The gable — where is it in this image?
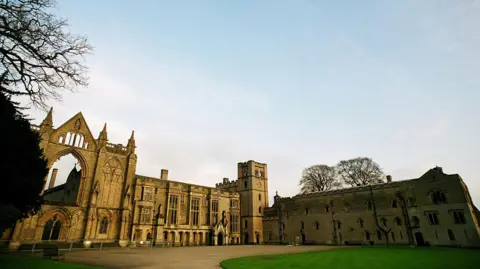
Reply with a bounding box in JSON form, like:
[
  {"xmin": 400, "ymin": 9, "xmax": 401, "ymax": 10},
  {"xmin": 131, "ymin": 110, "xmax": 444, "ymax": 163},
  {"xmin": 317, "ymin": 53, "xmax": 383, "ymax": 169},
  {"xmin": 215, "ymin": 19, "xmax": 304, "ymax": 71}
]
[{"xmin": 51, "ymin": 112, "xmax": 98, "ymax": 150}]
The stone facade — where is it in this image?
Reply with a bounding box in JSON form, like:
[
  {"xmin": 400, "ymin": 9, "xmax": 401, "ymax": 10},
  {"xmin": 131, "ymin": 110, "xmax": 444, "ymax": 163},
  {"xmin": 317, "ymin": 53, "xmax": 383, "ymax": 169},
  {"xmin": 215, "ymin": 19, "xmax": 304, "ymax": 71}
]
[
  {"xmin": 263, "ymin": 167, "xmax": 480, "ymax": 248},
  {"xmin": 7, "ymin": 110, "xmax": 480, "ymax": 249},
  {"xmin": 8, "ymin": 111, "xmax": 268, "ymax": 249}
]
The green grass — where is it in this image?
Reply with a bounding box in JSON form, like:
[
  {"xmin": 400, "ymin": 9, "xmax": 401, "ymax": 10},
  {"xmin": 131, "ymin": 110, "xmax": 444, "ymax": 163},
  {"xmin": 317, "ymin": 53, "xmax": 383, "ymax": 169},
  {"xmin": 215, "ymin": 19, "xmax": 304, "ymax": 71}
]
[
  {"xmin": 0, "ymin": 253, "xmax": 102, "ymax": 269},
  {"xmin": 220, "ymin": 247, "xmax": 480, "ymax": 269}
]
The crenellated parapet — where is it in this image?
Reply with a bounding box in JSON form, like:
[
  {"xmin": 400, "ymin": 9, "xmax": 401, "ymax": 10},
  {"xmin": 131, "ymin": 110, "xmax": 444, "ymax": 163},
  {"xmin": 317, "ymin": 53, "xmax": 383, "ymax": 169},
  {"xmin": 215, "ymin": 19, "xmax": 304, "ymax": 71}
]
[{"xmin": 215, "ymin": 177, "xmax": 239, "ymax": 189}]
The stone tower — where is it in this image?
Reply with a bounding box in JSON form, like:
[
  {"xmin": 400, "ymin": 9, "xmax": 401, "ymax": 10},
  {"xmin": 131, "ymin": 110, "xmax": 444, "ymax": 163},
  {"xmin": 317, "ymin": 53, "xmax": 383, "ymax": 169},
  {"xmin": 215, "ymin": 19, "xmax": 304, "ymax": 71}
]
[{"xmin": 238, "ymin": 160, "xmax": 269, "ymax": 244}]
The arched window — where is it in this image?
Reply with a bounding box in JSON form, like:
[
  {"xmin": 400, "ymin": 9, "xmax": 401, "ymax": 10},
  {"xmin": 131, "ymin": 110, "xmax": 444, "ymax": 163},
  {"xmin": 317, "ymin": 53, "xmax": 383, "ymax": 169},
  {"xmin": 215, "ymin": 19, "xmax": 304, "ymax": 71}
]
[
  {"xmin": 394, "ymin": 217, "xmax": 402, "ymax": 226},
  {"xmin": 367, "ymin": 201, "xmax": 372, "ymax": 210},
  {"xmin": 392, "ymin": 200, "xmax": 398, "ymax": 208},
  {"xmin": 365, "ymin": 231, "xmax": 371, "ymax": 240},
  {"xmin": 41, "ymin": 218, "xmax": 61, "ymax": 241},
  {"xmin": 325, "ymin": 205, "xmax": 330, "ymax": 213},
  {"xmin": 305, "ymin": 208, "xmax": 309, "ymax": 215},
  {"xmin": 358, "ymin": 218, "xmax": 364, "ymax": 228},
  {"xmin": 146, "ymin": 232, "xmax": 152, "ymax": 241},
  {"xmin": 99, "ymin": 217, "xmax": 108, "ymax": 234},
  {"xmin": 447, "ymin": 229, "xmax": 455, "ymax": 241},
  {"xmin": 380, "ymin": 217, "xmax": 387, "ymax": 227},
  {"xmin": 412, "ymin": 216, "xmax": 420, "ymax": 227},
  {"xmin": 337, "ymin": 221, "xmax": 342, "ymax": 229},
  {"xmin": 377, "ymin": 230, "xmax": 382, "ymax": 240},
  {"xmin": 300, "ymin": 221, "xmax": 304, "ymax": 230},
  {"xmin": 258, "ymin": 194, "xmax": 261, "ymax": 201},
  {"xmin": 258, "ymin": 206, "xmax": 262, "ymax": 214},
  {"xmin": 315, "ymin": 221, "xmax": 320, "ymax": 230}
]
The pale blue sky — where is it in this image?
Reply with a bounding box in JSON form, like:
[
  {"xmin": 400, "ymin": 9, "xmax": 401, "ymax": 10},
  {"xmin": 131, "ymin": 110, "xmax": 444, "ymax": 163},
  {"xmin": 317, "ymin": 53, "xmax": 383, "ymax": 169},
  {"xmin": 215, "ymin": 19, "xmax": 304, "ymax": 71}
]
[{"xmin": 26, "ymin": 1, "xmax": 480, "ymax": 205}]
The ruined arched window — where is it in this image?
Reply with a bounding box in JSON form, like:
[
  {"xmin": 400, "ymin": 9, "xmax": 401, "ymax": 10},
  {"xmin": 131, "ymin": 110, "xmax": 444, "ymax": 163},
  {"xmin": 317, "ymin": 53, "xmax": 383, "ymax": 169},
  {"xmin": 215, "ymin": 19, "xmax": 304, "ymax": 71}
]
[
  {"xmin": 412, "ymin": 216, "xmax": 420, "ymax": 227},
  {"xmin": 377, "ymin": 230, "xmax": 382, "ymax": 240},
  {"xmin": 366, "ymin": 201, "xmax": 372, "ymax": 210},
  {"xmin": 365, "ymin": 231, "xmax": 371, "ymax": 240},
  {"xmin": 447, "ymin": 229, "xmax": 455, "ymax": 241},
  {"xmin": 380, "ymin": 217, "xmax": 387, "ymax": 227},
  {"xmin": 42, "ymin": 218, "xmax": 61, "ymax": 241},
  {"xmin": 358, "ymin": 218, "xmax": 364, "ymax": 228},
  {"xmin": 99, "ymin": 217, "xmax": 108, "ymax": 234}
]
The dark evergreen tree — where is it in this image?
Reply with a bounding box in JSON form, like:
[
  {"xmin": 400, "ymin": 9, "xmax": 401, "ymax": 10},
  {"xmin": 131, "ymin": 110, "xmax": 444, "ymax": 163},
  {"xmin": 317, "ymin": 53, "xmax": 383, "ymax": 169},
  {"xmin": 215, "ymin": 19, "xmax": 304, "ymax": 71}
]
[{"xmin": 0, "ymin": 91, "xmax": 48, "ymax": 232}]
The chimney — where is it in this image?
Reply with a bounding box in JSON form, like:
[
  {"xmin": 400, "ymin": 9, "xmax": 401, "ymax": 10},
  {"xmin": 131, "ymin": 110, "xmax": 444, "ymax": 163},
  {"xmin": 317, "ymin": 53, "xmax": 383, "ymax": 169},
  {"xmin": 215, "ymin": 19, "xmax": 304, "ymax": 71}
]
[
  {"xmin": 223, "ymin": 177, "xmax": 229, "ymax": 184},
  {"xmin": 386, "ymin": 175, "xmax": 392, "ymax": 183},
  {"xmin": 49, "ymin": 168, "xmax": 59, "ymax": 189},
  {"xmin": 160, "ymin": 169, "xmax": 168, "ymax": 180}
]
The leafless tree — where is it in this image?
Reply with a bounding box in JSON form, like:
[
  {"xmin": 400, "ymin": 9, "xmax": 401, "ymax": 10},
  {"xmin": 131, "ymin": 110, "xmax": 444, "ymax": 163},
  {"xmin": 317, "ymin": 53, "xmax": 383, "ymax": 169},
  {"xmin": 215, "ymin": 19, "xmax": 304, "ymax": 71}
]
[
  {"xmin": 299, "ymin": 165, "xmax": 341, "ymax": 194},
  {"xmin": 336, "ymin": 157, "xmax": 385, "ymax": 187},
  {"xmin": 0, "ymin": 0, "xmax": 92, "ymax": 109}
]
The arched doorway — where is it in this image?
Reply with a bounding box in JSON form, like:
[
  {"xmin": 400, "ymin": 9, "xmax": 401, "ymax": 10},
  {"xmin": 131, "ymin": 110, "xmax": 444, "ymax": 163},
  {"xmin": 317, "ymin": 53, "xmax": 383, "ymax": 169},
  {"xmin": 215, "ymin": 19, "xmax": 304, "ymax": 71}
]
[
  {"xmin": 51, "ymin": 220, "xmax": 61, "ymax": 240},
  {"xmin": 256, "ymin": 232, "xmax": 260, "ymax": 244},
  {"xmin": 42, "ymin": 219, "xmax": 62, "ymax": 241},
  {"xmin": 42, "ymin": 220, "xmax": 54, "ymax": 240},
  {"xmin": 217, "ymin": 232, "xmax": 224, "ymax": 246},
  {"xmin": 244, "ymin": 232, "xmax": 249, "ymax": 244},
  {"xmin": 415, "ymin": 232, "xmax": 425, "ymax": 246}
]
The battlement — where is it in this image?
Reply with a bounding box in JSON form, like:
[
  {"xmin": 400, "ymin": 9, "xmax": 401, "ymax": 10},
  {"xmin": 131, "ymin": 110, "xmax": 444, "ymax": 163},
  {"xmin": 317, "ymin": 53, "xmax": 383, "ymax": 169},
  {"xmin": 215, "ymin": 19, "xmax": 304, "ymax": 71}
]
[{"xmin": 215, "ymin": 177, "xmax": 239, "ymax": 189}]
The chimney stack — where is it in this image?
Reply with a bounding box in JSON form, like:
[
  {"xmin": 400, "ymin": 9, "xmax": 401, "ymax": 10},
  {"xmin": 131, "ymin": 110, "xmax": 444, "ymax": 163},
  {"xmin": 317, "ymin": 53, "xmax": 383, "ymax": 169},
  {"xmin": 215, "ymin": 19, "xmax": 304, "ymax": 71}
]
[
  {"xmin": 49, "ymin": 168, "xmax": 59, "ymax": 189},
  {"xmin": 160, "ymin": 169, "xmax": 169, "ymax": 180},
  {"xmin": 386, "ymin": 175, "xmax": 392, "ymax": 183}
]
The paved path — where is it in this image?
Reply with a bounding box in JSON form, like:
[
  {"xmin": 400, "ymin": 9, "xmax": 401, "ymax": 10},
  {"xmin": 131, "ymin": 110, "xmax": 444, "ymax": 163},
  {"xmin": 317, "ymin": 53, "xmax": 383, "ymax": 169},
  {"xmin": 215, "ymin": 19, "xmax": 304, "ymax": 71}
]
[{"xmin": 66, "ymin": 245, "xmax": 341, "ymax": 269}]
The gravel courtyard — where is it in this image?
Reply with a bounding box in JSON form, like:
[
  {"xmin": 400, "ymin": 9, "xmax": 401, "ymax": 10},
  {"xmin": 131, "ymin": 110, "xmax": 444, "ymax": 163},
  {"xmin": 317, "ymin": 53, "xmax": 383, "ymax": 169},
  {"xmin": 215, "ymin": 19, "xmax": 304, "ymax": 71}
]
[{"xmin": 65, "ymin": 245, "xmax": 341, "ymax": 269}]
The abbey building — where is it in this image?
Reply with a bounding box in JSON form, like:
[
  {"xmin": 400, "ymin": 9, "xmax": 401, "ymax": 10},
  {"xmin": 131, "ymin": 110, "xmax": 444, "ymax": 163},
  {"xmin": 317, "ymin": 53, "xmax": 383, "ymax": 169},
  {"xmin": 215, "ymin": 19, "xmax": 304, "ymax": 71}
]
[{"xmin": 7, "ymin": 111, "xmax": 480, "ymax": 249}]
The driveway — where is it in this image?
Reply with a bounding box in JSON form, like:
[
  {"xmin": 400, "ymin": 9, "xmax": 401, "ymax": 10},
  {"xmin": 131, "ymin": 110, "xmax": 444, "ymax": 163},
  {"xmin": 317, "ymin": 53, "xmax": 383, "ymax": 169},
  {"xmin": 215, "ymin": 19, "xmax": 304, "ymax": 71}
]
[{"xmin": 66, "ymin": 245, "xmax": 341, "ymax": 269}]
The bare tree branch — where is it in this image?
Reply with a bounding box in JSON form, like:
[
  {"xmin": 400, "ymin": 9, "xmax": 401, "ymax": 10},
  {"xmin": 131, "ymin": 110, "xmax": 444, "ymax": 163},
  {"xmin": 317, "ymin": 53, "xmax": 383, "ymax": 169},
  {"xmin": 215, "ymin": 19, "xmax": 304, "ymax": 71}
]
[
  {"xmin": 336, "ymin": 157, "xmax": 385, "ymax": 187},
  {"xmin": 299, "ymin": 164, "xmax": 341, "ymax": 194},
  {"xmin": 0, "ymin": 0, "xmax": 93, "ymax": 109}
]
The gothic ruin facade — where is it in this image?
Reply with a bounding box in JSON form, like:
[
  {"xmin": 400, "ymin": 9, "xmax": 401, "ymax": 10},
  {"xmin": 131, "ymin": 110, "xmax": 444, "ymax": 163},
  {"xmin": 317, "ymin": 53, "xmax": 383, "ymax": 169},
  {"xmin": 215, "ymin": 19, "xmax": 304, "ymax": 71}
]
[
  {"xmin": 7, "ymin": 110, "xmax": 480, "ymax": 249},
  {"xmin": 8, "ymin": 111, "xmax": 268, "ymax": 249}
]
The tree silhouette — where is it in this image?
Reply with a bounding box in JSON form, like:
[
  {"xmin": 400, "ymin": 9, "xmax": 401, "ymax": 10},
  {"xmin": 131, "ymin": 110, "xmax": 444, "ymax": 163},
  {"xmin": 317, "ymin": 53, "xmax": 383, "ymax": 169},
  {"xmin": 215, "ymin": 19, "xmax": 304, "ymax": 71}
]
[
  {"xmin": 299, "ymin": 165, "xmax": 341, "ymax": 194},
  {"xmin": 0, "ymin": 91, "xmax": 48, "ymax": 232},
  {"xmin": 336, "ymin": 157, "xmax": 385, "ymax": 186},
  {"xmin": 0, "ymin": 0, "xmax": 92, "ymax": 109}
]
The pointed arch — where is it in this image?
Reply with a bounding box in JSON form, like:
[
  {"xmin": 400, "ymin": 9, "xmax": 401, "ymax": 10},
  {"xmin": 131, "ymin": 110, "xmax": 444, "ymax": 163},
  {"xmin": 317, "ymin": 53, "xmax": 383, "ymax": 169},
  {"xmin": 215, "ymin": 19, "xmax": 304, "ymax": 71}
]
[
  {"xmin": 38, "ymin": 207, "xmax": 72, "ymax": 227},
  {"xmin": 47, "ymin": 148, "xmax": 89, "ymax": 179}
]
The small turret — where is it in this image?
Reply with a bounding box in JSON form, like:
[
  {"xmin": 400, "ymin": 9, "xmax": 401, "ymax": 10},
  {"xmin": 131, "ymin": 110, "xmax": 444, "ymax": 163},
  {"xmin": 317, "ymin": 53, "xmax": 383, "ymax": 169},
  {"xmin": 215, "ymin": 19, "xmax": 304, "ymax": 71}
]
[
  {"xmin": 127, "ymin": 130, "xmax": 135, "ymax": 154},
  {"xmin": 97, "ymin": 123, "xmax": 108, "ymax": 148},
  {"xmin": 39, "ymin": 107, "xmax": 53, "ymax": 134}
]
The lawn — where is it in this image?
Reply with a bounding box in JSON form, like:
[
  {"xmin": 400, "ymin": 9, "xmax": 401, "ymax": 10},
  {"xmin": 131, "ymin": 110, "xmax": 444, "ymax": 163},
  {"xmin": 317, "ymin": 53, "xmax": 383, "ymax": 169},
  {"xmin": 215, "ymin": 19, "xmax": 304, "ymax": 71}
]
[
  {"xmin": 220, "ymin": 247, "xmax": 480, "ymax": 269},
  {"xmin": 0, "ymin": 253, "xmax": 102, "ymax": 269}
]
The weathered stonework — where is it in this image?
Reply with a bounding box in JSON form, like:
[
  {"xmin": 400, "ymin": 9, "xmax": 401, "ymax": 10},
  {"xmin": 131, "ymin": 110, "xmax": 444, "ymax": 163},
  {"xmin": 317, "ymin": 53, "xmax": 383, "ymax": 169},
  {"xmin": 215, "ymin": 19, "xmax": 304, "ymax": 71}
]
[
  {"xmin": 8, "ymin": 110, "xmax": 480, "ymax": 249},
  {"xmin": 262, "ymin": 168, "xmax": 480, "ymax": 248},
  {"xmin": 8, "ymin": 111, "xmax": 268, "ymax": 249}
]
